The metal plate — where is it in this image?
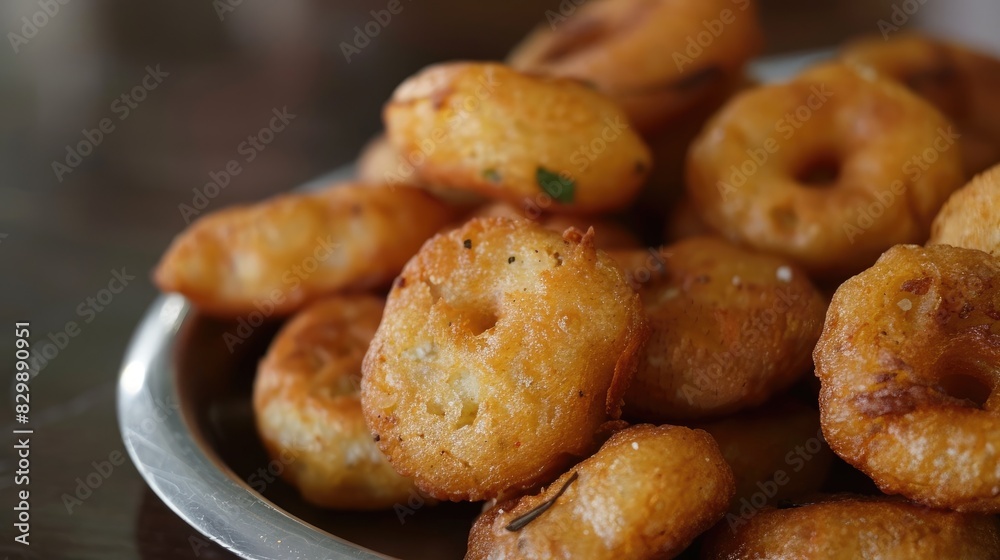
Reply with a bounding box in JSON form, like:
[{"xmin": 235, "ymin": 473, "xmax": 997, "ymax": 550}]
[{"xmin": 118, "ymin": 50, "xmax": 833, "ymax": 560}]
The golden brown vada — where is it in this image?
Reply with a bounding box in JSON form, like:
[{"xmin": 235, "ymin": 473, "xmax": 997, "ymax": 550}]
[
  {"xmin": 687, "ymin": 63, "xmax": 965, "ymax": 279},
  {"xmin": 930, "ymin": 162, "xmax": 1000, "ymax": 257},
  {"xmin": 508, "ymin": 0, "xmax": 762, "ymax": 135},
  {"xmin": 253, "ymin": 295, "xmax": 419, "ymax": 509},
  {"xmin": 841, "ymin": 33, "xmax": 1000, "ymax": 176},
  {"xmin": 361, "ymin": 217, "xmax": 648, "ymax": 501},
  {"xmin": 698, "ymin": 401, "xmax": 832, "ymax": 518},
  {"xmin": 383, "ymin": 63, "xmax": 652, "ymax": 215},
  {"xmin": 614, "ymin": 237, "xmax": 826, "ymax": 421},
  {"xmin": 815, "ymin": 244, "xmax": 1000, "ymax": 512},
  {"xmin": 154, "ymin": 183, "xmax": 455, "ymax": 317},
  {"xmin": 467, "ymin": 424, "xmax": 735, "ymax": 560},
  {"xmin": 701, "ymin": 495, "xmax": 1000, "ymax": 559}
]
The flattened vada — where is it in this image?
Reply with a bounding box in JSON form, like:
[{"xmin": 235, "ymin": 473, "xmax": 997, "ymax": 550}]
[
  {"xmin": 254, "ymin": 296, "xmax": 419, "ymax": 509},
  {"xmin": 615, "ymin": 237, "xmax": 826, "ymax": 421},
  {"xmin": 702, "ymin": 495, "xmax": 1000, "ymax": 559},
  {"xmin": 384, "ymin": 63, "xmax": 652, "ymax": 215},
  {"xmin": 155, "ymin": 183, "xmax": 454, "ymax": 317},
  {"xmin": 467, "ymin": 425, "xmax": 734, "ymax": 560}
]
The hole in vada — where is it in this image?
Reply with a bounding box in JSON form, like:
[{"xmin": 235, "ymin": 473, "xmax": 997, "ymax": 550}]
[
  {"xmin": 449, "ymin": 368, "xmax": 480, "ymax": 429},
  {"xmin": 794, "ymin": 152, "xmax": 842, "ymax": 187},
  {"xmin": 465, "ymin": 308, "xmax": 499, "ymax": 335},
  {"xmin": 937, "ymin": 372, "xmax": 992, "ymax": 408},
  {"xmin": 456, "ymin": 400, "xmax": 479, "ymax": 429},
  {"xmin": 426, "ymin": 401, "xmax": 446, "ymax": 417}
]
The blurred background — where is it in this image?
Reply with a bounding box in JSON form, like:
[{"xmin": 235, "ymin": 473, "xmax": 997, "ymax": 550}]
[{"xmin": 0, "ymin": 0, "xmax": 998, "ymax": 558}]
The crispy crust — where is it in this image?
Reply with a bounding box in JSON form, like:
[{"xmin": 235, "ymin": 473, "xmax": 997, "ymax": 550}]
[
  {"xmin": 615, "ymin": 237, "xmax": 826, "ymax": 420},
  {"xmin": 814, "ymin": 244, "xmax": 1000, "ymax": 512},
  {"xmin": 701, "ymin": 495, "xmax": 1000, "ymax": 559},
  {"xmin": 467, "ymin": 425, "xmax": 735, "ymax": 560},
  {"xmin": 154, "ymin": 183, "xmax": 455, "ymax": 317},
  {"xmin": 470, "ymin": 202, "xmax": 641, "ymax": 251},
  {"xmin": 687, "ymin": 63, "xmax": 965, "ymax": 280},
  {"xmin": 841, "ymin": 33, "xmax": 1000, "ymax": 176},
  {"xmin": 253, "ymin": 296, "xmax": 420, "ymax": 509},
  {"xmin": 384, "ymin": 63, "xmax": 652, "ymax": 215},
  {"xmin": 507, "ymin": 0, "xmax": 763, "ymax": 135},
  {"xmin": 361, "ymin": 217, "xmax": 648, "ymax": 501},
  {"xmin": 930, "ymin": 162, "xmax": 1000, "ymax": 257}
]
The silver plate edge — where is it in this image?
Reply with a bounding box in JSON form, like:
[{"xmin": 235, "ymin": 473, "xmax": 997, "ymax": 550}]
[{"xmin": 117, "ymin": 166, "xmax": 394, "ymax": 560}]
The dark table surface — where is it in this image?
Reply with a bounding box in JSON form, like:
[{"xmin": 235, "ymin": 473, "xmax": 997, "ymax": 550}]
[{"xmin": 0, "ymin": 1, "xmax": 993, "ymax": 558}]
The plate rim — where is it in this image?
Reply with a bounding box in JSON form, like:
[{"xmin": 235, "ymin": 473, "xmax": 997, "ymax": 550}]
[{"xmin": 117, "ymin": 167, "xmax": 395, "ymax": 560}]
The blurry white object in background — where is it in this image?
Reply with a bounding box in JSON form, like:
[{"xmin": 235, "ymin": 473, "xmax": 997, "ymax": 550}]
[{"xmin": 918, "ymin": 0, "xmax": 1000, "ymax": 55}]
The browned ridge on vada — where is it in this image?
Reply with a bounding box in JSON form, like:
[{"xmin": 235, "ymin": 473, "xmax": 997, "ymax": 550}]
[{"xmin": 361, "ymin": 217, "xmax": 648, "ymax": 502}]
